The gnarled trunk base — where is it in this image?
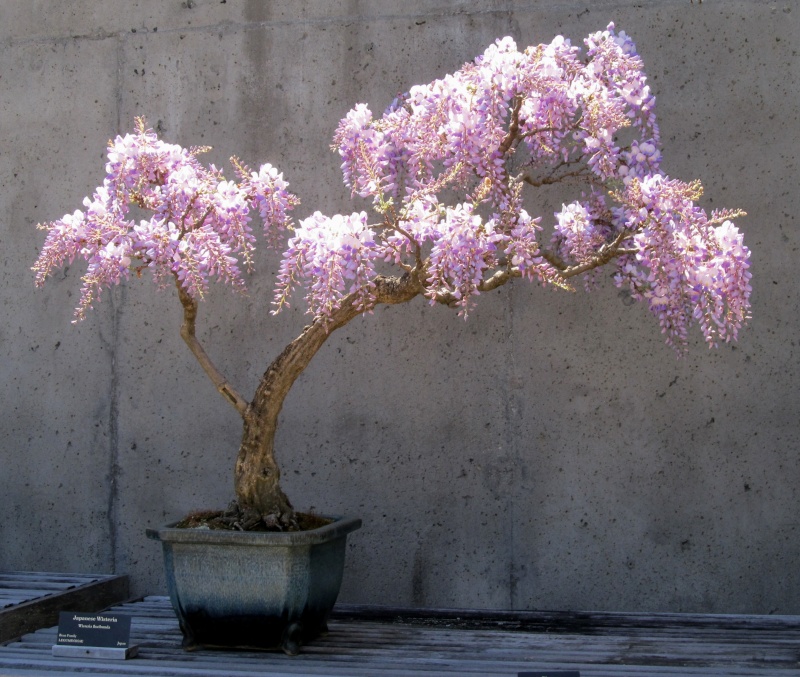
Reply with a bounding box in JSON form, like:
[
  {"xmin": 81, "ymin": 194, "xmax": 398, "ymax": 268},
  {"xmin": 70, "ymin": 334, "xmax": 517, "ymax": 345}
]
[
  {"xmin": 233, "ymin": 409, "xmax": 298, "ymax": 529},
  {"xmin": 230, "ymin": 273, "xmax": 424, "ymax": 530},
  {"xmin": 176, "ymin": 272, "xmax": 425, "ymax": 531}
]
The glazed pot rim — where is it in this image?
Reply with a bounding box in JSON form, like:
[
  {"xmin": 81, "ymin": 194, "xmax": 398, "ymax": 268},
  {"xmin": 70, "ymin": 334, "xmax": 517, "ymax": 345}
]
[{"xmin": 146, "ymin": 514, "xmax": 361, "ymax": 546}]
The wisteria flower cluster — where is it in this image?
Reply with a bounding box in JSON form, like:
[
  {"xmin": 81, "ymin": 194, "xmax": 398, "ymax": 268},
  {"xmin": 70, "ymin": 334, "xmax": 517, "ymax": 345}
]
[
  {"xmin": 613, "ymin": 176, "xmax": 751, "ymax": 348},
  {"xmin": 33, "ymin": 118, "xmax": 298, "ymax": 321},
  {"xmin": 36, "ymin": 24, "xmax": 751, "ymax": 352},
  {"xmin": 298, "ymin": 21, "xmax": 749, "ymax": 348},
  {"xmin": 274, "ymin": 211, "xmax": 379, "ymax": 316}
]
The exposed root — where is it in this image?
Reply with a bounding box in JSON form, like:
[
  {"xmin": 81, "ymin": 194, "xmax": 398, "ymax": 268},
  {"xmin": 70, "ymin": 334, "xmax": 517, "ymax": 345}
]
[{"xmin": 176, "ymin": 501, "xmax": 331, "ymax": 532}]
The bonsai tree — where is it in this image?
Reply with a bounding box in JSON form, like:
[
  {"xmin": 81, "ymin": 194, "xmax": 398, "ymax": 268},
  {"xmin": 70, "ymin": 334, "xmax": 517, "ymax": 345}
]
[{"xmin": 33, "ymin": 24, "xmax": 751, "ymax": 531}]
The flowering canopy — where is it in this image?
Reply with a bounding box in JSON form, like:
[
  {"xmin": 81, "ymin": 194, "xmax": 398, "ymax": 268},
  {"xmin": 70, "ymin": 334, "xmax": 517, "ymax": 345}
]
[
  {"xmin": 33, "ymin": 118, "xmax": 299, "ymax": 321},
  {"xmin": 34, "ymin": 24, "xmax": 751, "ymax": 351}
]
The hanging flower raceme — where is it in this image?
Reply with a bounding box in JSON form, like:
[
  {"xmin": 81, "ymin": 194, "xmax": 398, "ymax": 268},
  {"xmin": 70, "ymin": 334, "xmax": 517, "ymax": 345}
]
[
  {"xmin": 245, "ymin": 162, "xmax": 299, "ymax": 248},
  {"xmin": 36, "ymin": 28, "xmax": 751, "ymax": 353},
  {"xmin": 613, "ymin": 175, "xmax": 751, "ymax": 349},
  {"xmin": 332, "ymin": 104, "xmax": 397, "ymax": 204},
  {"xmin": 33, "ymin": 119, "xmax": 298, "ymax": 321},
  {"xmin": 504, "ymin": 210, "xmax": 567, "ymax": 288},
  {"xmin": 619, "ymin": 138, "xmax": 662, "ymax": 183},
  {"xmin": 273, "ymin": 211, "xmax": 379, "ymax": 319},
  {"xmin": 515, "ymin": 35, "xmax": 581, "ymax": 165},
  {"xmin": 554, "ymin": 199, "xmax": 608, "ymax": 265},
  {"xmin": 425, "ymin": 203, "xmax": 506, "ymax": 316}
]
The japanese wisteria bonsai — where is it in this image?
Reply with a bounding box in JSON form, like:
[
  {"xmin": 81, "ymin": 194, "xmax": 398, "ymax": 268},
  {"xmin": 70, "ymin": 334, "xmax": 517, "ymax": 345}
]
[{"xmin": 34, "ymin": 25, "xmax": 751, "ymax": 533}]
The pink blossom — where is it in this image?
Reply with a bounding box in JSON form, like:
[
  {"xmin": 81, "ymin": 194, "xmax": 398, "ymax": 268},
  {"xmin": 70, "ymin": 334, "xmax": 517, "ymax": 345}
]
[
  {"xmin": 33, "ymin": 118, "xmax": 298, "ymax": 320},
  {"xmin": 36, "ymin": 28, "xmax": 751, "ymax": 352},
  {"xmin": 274, "ymin": 211, "xmax": 379, "ymax": 318}
]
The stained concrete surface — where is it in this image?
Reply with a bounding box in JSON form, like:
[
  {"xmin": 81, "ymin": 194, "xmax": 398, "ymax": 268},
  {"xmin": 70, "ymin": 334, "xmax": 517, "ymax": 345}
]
[{"xmin": 1, "ymin": 1, "xmax": 798, "ymax": 613}]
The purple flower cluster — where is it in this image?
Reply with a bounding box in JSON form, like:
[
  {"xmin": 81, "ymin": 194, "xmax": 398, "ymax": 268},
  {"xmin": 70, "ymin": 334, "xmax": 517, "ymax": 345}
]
[
  {"xmin": 425, "ymin": 203, "xmax": 505, "ymax": 315},
  {"xmin": 613, "ymin": 175, "xmax": 751, "ymax": 349},
  {"xmin": 33, "ymin": 119, "xmax": 298, "ymax": 320},
  {"xmin": 504, "ymin": 211, "xmax": 564, "ymax": 287},
  {"xmin": 576, "ymin": 25, "xmax": 659, "ymax": 179},
  {"xmin": 554, "ymin": 196, "xmax": 608, "ymax": 266},
  {"xmin": 274, "ymin": 211, "xmax": 378, "ymax": 317},
  {"xmin": 322, "ymin": 24, "xmax": 750, "ymax": 349},
  {"xmin": 36, "ymin": 26, "xmax": 751, "ymax": 352}
]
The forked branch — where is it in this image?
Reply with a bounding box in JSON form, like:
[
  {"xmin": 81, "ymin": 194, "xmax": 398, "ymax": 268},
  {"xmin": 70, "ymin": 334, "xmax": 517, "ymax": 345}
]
[{"xmin": 175, "ymin": 277, "xmax": 250, "ymax": 416}]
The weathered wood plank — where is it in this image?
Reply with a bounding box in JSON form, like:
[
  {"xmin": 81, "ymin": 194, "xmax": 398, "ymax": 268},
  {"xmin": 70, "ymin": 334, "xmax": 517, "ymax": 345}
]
[
  {"xmin": 0, "ymin": 650, "xmax": 797, "ymax": 677},
  {"xmin": 332, "ymin": 603, "xmax": 800, "ymax": 631},
  {"xmin": 0, "ymin": 573, "xmax": 101, "ymax": 585},
  {"xmin": 1, "ymin": 596, "xmax": 799, "ymax": 676},
  {"xmin": 0, "ymin": 573, "xmax": 114, "ymax": 610},
  {"xmin": 0, "ymin": 573, "xmax": 130, "ymax": 644}
]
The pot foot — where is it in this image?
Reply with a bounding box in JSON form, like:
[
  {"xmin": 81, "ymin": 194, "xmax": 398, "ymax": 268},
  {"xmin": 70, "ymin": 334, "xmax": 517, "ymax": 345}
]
[
  {"xmin": 180, "ymin": 635, "xmax": 200, "ymax": 652},
  {"xmin": 281, "ymin": 622, "xmax": 303, "ymax": 656}
]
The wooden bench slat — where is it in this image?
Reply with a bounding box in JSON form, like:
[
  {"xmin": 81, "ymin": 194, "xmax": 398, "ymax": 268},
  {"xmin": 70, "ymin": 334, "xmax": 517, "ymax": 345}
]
[
  {"xmin": 0, "ymin": 573, "xmax": 129, "ymax": 644},
  {"xmin": 2, "ymin": 594, "xmax": 800, "ymax": 676}
]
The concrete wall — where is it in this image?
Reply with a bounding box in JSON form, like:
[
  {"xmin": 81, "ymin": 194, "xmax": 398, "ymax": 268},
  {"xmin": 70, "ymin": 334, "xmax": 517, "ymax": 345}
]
[{"xmin": 1, "ymin": 0, "xmax": 797, "ymax": 614}]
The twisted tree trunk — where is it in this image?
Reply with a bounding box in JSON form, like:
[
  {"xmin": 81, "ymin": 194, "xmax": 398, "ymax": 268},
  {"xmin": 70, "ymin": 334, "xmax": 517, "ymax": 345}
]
[
  {"xmin": 175, "ymin": 272, "xmax": 423, "ymax": 529},
  {"xmin": 234, "ymin": 272, "xmax": 423, "ymax": 527},
  {"xmin": 177, "ymin": 223, "xmax": 626, "ymax": 530}
]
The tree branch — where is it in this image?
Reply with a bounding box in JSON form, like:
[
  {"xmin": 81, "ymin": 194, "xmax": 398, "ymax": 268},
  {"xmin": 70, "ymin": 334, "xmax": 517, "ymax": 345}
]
[
  {"xmin": 558, "ymin": 229, "xmax": 637, "ymax": 279},
  {"xmin": 522, "ymin": 166, "xmax": 589, "ymax": 187},
  {"xmin": 174, "ymin": 276, "xmax": 250, "ymax": 417},
  {"xmin": 246, "ymin": 270, "xmax": 425, "ymax": 429},
  {"xmin": 478, "ymin": 267, "xmax": 521, "ymax": 293},
  {"xmin": 432, "ymin": 266, "xmax": 522, "ymax": 307},
  {"xmin": 499, "ymin": 95, "xmax": 524, "ymax": 155},
  {"xmin": 431, "ymin": 229, "xmax": 639, "ymax": 307},
  {"xmin": 386, "ymin": 210, "xmax": 424, "ymax": 271}
]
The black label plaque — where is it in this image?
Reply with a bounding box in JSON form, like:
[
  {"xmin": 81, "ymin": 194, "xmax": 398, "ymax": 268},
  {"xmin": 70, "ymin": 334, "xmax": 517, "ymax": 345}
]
[
  {"xmin": 56, "ymin": 612, "xmax": 131, "ymax": 649},
  {"xmin": 518, "ymin": 672, "xmax": 580, "ymax": 677}
]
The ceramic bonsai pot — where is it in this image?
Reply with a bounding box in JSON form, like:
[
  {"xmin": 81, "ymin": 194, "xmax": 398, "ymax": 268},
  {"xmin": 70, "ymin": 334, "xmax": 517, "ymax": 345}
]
[{"xmin": 146, "ymin": 515, "xmax": 361, "ymax": 654}]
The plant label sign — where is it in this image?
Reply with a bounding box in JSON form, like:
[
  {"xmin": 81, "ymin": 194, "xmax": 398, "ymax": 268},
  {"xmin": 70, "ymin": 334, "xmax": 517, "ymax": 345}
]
[
  {"xmin": 52, "ymin": 612, "xmax": 138, "ymax": 659},
  {"xmin": 518, "ymin": 672, "xmax": 581, "ymax": 677}
]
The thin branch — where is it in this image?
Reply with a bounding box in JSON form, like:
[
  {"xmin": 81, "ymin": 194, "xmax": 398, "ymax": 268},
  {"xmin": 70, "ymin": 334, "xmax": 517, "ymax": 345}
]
[
  {"xmin": 539, "ymin": 248, "xmax": 567, "ymax": 271},
  {"xmin": 517, "ymin": 125, "xmax": 559, "ymax": 141},
  {"xmin": 499, "ymin": 95, "xmax": 524, "ymax": 155},
  {"xmin": 522, "ymin": 166, "xmax": 589, "ymax": 187},
  {"xmin": 478, "ymin": 267, "xmax": 520, "ymax": 293},
  {"xmin": 431, "ymin": 266, "xmax": 521, "ymax": 307},
  {"xmin": 559, "ymin": 229, "xmax": 637, "ymax": 279},
  {"xmin": 174, "ymin": 276, "xmax": 249, "ymax": 417},
  {"xmin": 386, "ymin": 210, "xmax": 423, "ymax": 271}
]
